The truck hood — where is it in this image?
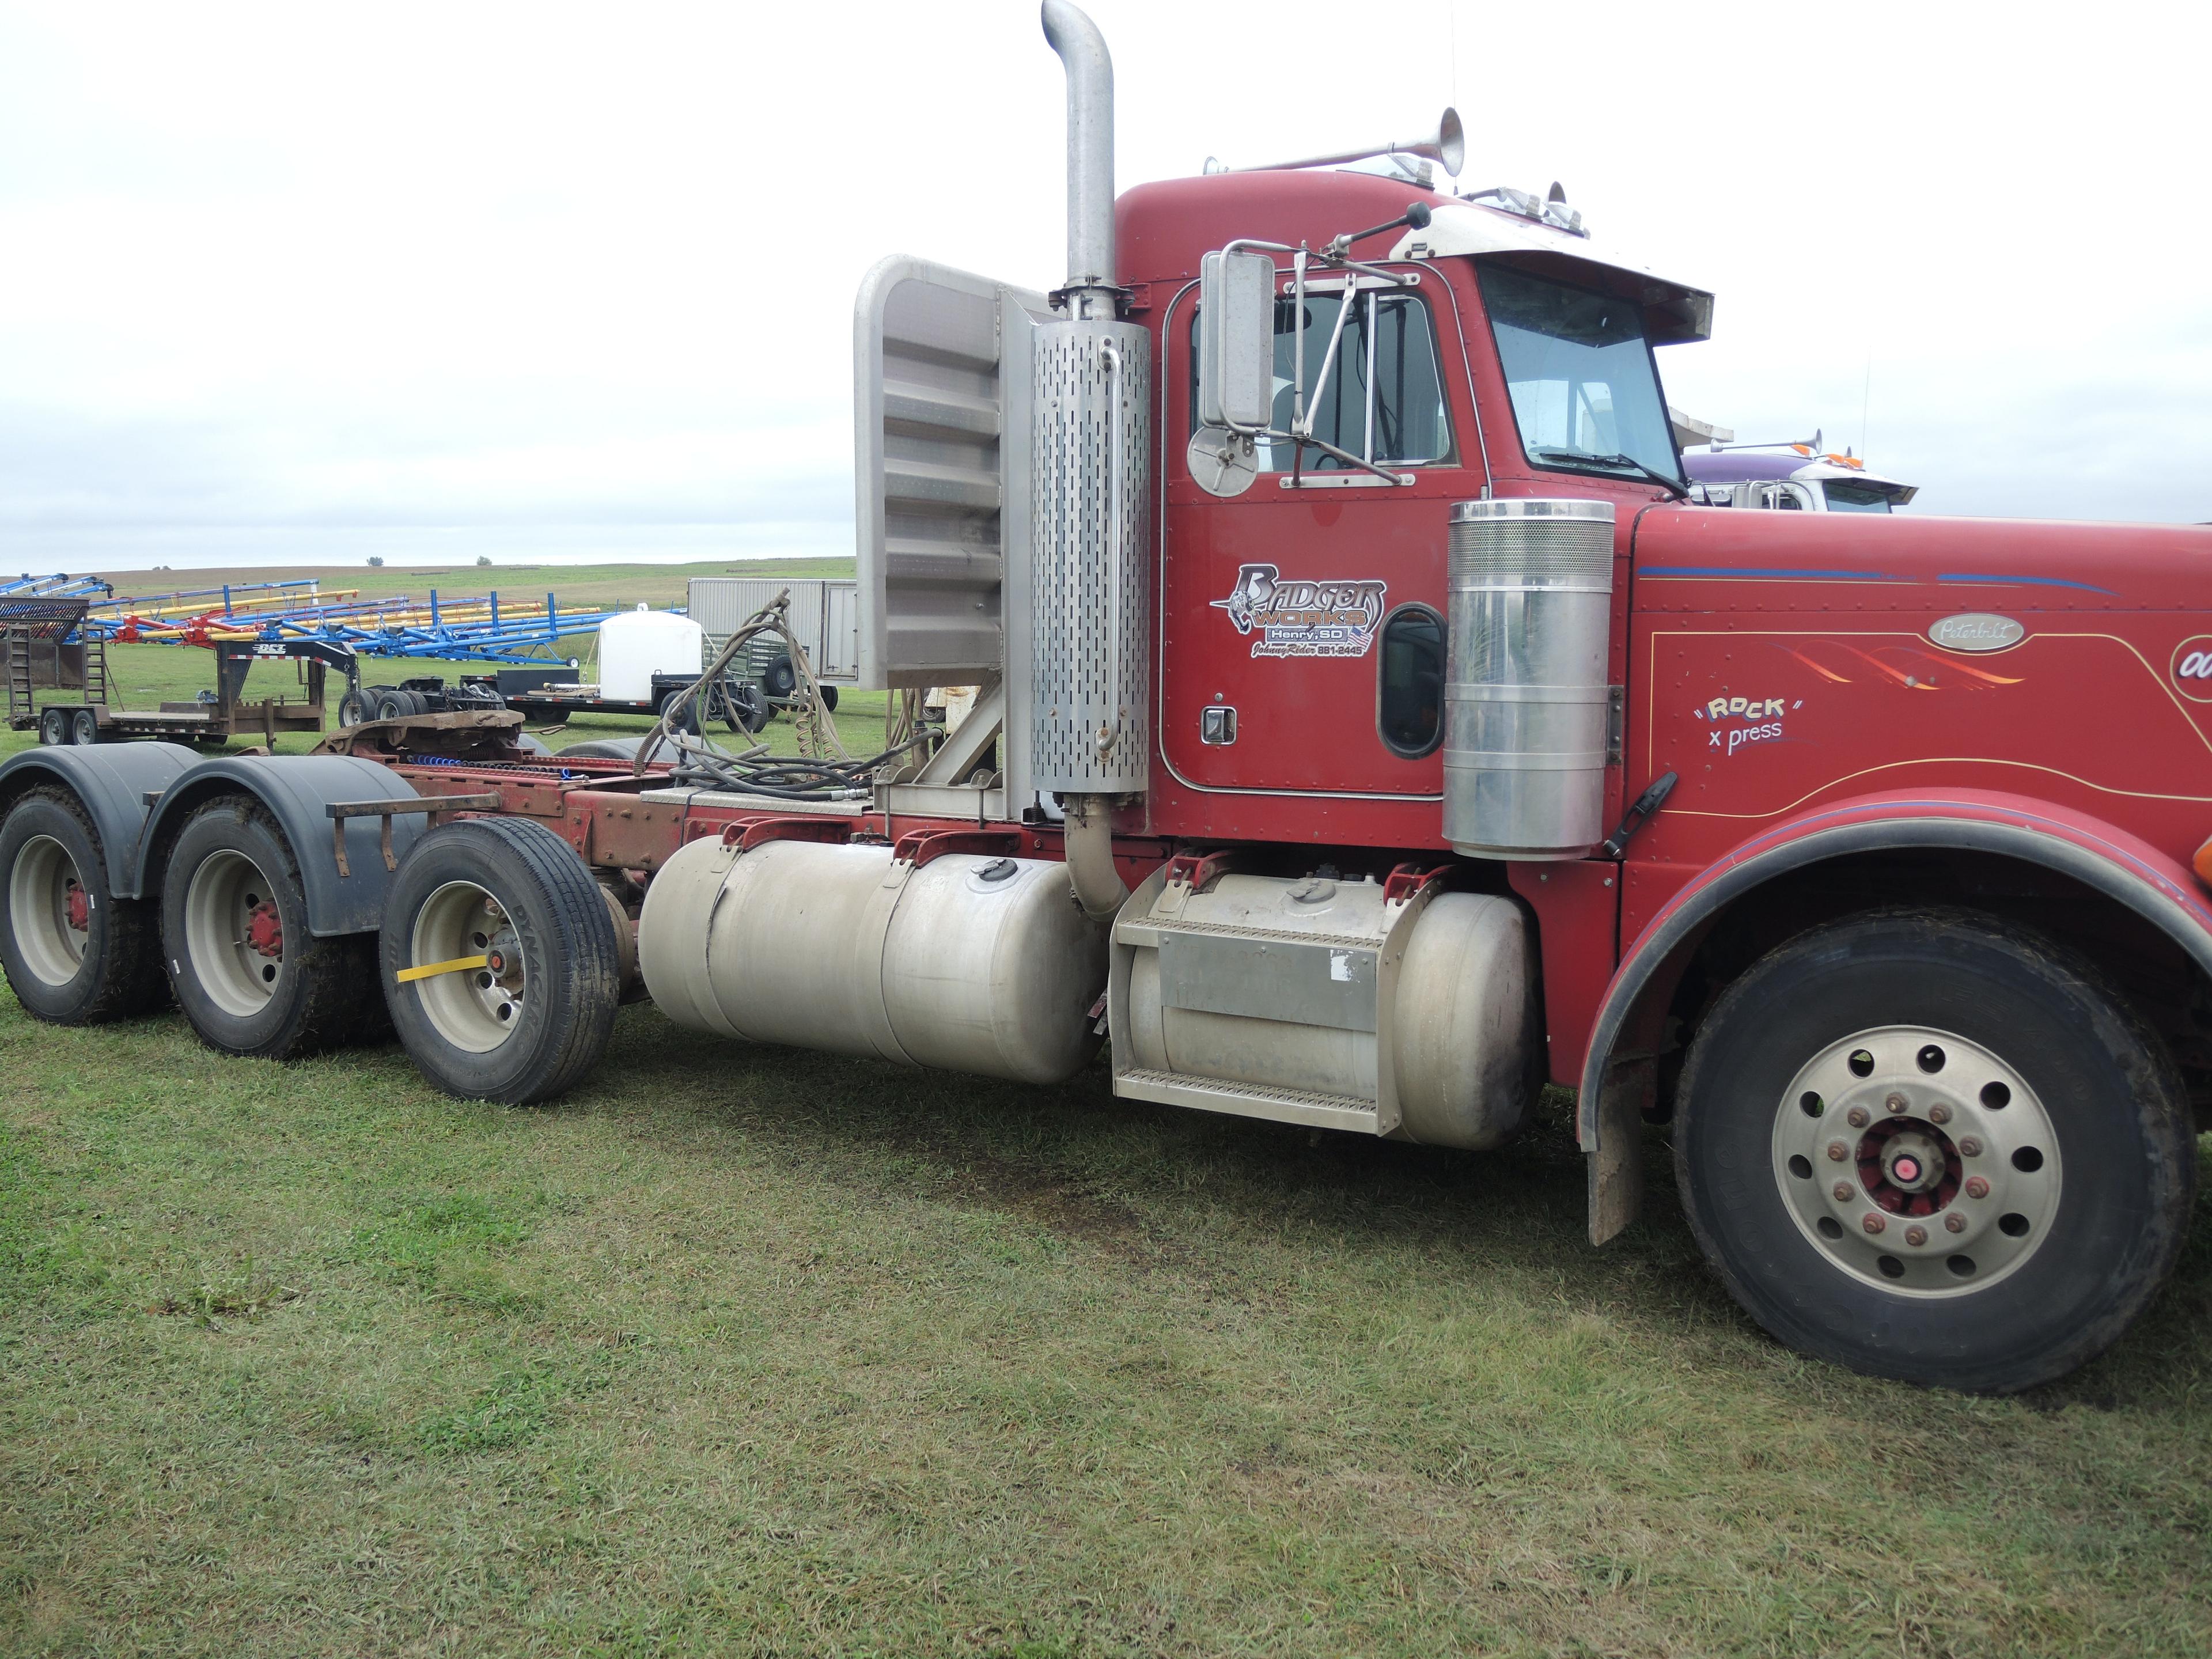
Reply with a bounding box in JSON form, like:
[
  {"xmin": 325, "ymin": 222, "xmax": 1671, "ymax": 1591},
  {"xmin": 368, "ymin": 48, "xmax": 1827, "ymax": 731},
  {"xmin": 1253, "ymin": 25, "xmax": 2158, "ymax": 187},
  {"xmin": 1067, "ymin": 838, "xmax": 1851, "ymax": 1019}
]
[{"xmin": 1632, "ymin": 505, "xmax": 2212, "ymax": 614}]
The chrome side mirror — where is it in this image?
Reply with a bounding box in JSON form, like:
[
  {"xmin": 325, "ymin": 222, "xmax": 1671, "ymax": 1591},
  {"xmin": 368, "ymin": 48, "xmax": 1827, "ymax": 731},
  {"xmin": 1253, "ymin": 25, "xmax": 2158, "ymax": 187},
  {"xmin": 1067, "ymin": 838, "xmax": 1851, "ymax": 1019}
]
[{"xmin": 1196, "ymin": 249, "xmax": 1275, "ymax": 431}]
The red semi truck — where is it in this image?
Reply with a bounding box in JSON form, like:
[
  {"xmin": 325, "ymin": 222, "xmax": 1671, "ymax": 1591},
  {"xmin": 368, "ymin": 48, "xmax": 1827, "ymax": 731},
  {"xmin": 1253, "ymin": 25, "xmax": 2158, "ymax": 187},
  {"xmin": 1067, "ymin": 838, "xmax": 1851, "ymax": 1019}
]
[{"xmin": 2, "ymin": 3, "xmax": 2205, "ymax": 1395}]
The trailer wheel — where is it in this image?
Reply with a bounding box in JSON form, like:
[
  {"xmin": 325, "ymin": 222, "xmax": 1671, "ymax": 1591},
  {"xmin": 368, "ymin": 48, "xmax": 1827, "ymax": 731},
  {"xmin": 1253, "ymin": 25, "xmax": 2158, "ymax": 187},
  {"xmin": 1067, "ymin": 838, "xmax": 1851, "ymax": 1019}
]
[
  {"xmin": 658, "ymin": 688, "xmax": 699, "ymax": 735},
  {"xmin": 1674, "ymin": 909, "xmax": 2195, "ymax": 1393},
  {"xmin": 37, "ymin": 708, "xmax": 67, "ymax": 747},
  {"xmin": 380, "ymin": 817, "xmax": 620, "ymax": 1104},
  {"xmin": 712, "ymin": 680, "xmax": 768, "ymax": 734},
  {"xmin": 762, "ymin": 655, "xmax": 797, "ymax": 701},
  {"xmin": 0, "ymin": 787, "xmax": 165, "ymax": 1023},
  {"xmin": 370, "ymin": 688, "xmax": 412, "ymax": 721},
  {"xmin": 819, "ymin": 684, "xmax": 839, "ymax": 713},
  {"xmin": 70, "ymin": 708, "xmax": 99, "ymax": 747},
  {"xmin": 160, "ymin": 799, "xmax": 369, "ymax": 1059},
  {"xmin": 337, "ymin": 688, "xmax": 369, "ymax": 726}
]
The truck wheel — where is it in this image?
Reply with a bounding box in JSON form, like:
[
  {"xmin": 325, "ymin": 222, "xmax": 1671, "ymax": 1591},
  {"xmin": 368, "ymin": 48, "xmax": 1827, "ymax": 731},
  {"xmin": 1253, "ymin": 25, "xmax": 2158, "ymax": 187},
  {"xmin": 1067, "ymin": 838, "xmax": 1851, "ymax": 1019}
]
[
  {"xmin": 1674, "ymin": 909, "xmax": 2195, "ymax": 1393},
  {"xmin": 37, "ymin": 708, "xmax": 67, "ymax": 747},
  {"xmin": 379, "ymin": 817, "xmax": 619, "ymax": 1104},
  {"xmin": 0, "ymin": 787, "xmax": 165, "ymax": 1022},
  {"xmin": 161, "ymin": 799, "xmax": 369, "ymax": 1059},
  {"xmin": 70, "ymin": 708, "xmax": 99, "ymax": 747}
]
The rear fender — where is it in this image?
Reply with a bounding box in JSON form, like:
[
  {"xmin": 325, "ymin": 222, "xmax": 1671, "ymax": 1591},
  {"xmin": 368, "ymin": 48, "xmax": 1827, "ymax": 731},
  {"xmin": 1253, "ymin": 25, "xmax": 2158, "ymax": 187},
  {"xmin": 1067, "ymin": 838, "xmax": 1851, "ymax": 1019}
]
[
  {"xmin": 1580, "ymin": 789, "xmax": 2212, "ymax": 1153},
  {"xmin": 133, "ymin": 755, "xmax": 423, "ymax": 937},
  {"xmin": 0, "ymin": 743, "xmax": 199, "ymax": 894}
]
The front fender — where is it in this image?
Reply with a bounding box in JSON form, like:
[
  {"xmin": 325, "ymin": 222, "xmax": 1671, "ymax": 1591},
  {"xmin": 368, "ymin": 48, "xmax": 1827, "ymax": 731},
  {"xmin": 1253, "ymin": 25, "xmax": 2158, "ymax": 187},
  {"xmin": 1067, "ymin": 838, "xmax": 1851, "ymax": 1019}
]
[
  {"xmin": 1578, "ymin": 789, "xmax": 2212, "ymax": 1152},
  {"xmin": 0, "ymin": 743, "xmax": 199, "ymax": 895},
  {"xmin": 134, "ymin": 755, "xmax": 422, "ymax": 937}
]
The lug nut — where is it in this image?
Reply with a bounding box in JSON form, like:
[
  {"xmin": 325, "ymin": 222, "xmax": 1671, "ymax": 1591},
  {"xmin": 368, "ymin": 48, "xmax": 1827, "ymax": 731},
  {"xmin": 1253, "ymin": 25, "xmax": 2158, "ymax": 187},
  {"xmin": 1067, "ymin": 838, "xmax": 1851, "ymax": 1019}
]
[
  {"xmin": 1846, "ymin": 1106, "xmax": 1870, "ymax": 1128},
  {"xmin": 1862, "ymin": 1213, "xmax": 1887, "ymax": 1235},
  {"xmin": 1928, "ymin": 1103, "xmax": 1952, "ymax": 1125},
  {"xmin": 1945, "ymin": 1213, "xmax": 1967, "ymax": 1234},
  {"xmin": 1827, "ymin": 1141, "xmax": 1850, "ymax": 1161},
  {"xmin": 1904, "ymin": 1225, "xmax": 1928, "ymax": 1247},
  {"xmin": 1964, "ymin": 1176, "xmax": 1990, "ymax": 1200},
  {"xmin": 1885, "ymin": 1093, "xmax": 1908, "ymax": 1115},
  {"xmin": 1959, "ymin": 1137, "xmax": 1983, "ymax": 1157},
  {"xmin": 1833, "ymin": 1181, "xmax": 1855, "ymax": 1202}
]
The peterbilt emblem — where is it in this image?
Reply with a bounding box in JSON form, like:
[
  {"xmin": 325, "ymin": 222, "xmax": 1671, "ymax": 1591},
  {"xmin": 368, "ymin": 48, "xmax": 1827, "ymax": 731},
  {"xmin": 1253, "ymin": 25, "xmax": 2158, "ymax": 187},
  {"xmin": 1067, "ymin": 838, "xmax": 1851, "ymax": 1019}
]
[
  {"xmin": 1210, "ymin": 563, "xmax": 1387, "ymax": 658},
  {"xmin": 1929, "ymin": 613, "xmax": 2025, "ymax": 653}
]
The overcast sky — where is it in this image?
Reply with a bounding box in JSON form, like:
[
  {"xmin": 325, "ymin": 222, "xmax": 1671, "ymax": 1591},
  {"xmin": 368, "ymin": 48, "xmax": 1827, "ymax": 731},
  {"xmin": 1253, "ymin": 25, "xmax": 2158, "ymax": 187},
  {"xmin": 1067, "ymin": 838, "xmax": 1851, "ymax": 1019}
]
[{"xmin": 1, "ymin": 0, "xmax": 2205, "ymax": 574}]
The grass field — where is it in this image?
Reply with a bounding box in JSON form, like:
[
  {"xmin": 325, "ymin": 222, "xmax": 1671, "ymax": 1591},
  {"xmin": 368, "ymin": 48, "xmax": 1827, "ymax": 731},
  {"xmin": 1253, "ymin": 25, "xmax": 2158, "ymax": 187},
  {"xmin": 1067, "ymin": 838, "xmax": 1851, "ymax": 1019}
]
[
  {"xmin": 90, "ymin": 556, "xmax": 857, "ymax": 617},
  {"xmin": 4, "ymin": 633, "xmax": 2212, "ymax": 1654}
]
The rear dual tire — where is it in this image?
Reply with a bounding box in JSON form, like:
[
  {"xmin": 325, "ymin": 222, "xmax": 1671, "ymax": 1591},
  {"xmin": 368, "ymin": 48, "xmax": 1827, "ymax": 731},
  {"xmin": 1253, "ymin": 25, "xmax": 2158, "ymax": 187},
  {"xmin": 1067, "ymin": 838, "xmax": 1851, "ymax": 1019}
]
[
  {"xmin": 0, "ymin": 788, "xmax": 165, "ymax": 1023},
  {"xmin": 159, "ymin": 800, "xmax": 382, "ymax": 1059}
]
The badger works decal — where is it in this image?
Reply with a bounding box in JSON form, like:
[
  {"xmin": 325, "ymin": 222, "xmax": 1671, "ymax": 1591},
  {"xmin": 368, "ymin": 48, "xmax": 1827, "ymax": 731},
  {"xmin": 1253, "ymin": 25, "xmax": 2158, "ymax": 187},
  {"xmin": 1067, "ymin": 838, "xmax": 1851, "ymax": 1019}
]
[
  {"xmin": 2172, "ymin": 636, "xmax": 2212, "ymax": 703},
  {"xmin": 1211, "ymin": 563, "xmax": 1387, "ymax": 658},
  {"xmin": 1693, "ymin": 692, "xmax": 1804, "ymax": 757}
]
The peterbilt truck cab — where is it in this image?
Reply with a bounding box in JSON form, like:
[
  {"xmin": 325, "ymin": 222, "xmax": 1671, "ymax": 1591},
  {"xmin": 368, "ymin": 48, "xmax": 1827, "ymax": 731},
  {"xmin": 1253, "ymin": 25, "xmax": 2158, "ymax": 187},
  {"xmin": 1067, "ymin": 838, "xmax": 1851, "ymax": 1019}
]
[{"xmin": 4, "ymin": 1, "xmax": 2205, "ymax": 1398}]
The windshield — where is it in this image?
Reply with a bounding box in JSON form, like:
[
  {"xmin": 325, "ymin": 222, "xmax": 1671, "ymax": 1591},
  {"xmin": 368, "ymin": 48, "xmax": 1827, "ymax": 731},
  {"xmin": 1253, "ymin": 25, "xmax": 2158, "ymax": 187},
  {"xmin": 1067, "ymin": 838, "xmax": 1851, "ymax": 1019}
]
[
  {"xmin": 1822, "ymin": 479, "xmax": 1896, "ymax": 513},
  {"xmin": 1478, "ymin": 263, "xmax": 1682, "ymax": 484}
]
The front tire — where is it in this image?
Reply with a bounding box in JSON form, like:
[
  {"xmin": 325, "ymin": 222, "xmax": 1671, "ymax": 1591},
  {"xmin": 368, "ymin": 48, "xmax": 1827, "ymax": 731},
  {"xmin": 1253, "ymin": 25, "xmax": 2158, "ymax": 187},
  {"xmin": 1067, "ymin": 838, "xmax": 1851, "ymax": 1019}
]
[
  {"xmin": 0, "ymin": 787, "xmax": 165, "ymax": 1022},
  {"xmin": 380, "ymin": 817, "xmax": 620, "ymax": 1104},
  {"xmin": 160, "ymin": 799, "xmax": 373, "ymax": 1058},
  {"xmin": 1675, "ymin": 909, "xmax": 2195, "ymax": 1393}
]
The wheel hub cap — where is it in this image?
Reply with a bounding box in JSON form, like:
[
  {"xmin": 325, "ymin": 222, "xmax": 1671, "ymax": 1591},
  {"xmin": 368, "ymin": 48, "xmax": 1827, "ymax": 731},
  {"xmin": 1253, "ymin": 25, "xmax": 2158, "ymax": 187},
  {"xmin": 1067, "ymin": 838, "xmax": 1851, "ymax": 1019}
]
[
  {"xmin": 8, "ymin": 834, "xmax": 90, "ymax": 986},
  {"xmin": 408, "ymin": 883, "xmax": 527, "ymax": 1053},
  {"xmin": 182, "ymin": 850, "xmax": 284, "ymax": 1016},
  {"xmin": 1771, "ymin": 1025, "xmax": 2060, "ymax": 1296},
  {"xmin": 245, "ymin": 900, "xmax": 284, "ymax": 959}
]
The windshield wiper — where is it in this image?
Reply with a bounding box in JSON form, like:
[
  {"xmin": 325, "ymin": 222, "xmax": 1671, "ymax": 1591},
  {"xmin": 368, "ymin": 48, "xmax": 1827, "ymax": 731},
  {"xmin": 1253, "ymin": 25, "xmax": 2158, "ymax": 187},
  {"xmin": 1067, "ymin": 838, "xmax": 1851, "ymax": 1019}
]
[{"xmin": 1530, "ymin": 447, "xmax": 1688, "ymax": 500}]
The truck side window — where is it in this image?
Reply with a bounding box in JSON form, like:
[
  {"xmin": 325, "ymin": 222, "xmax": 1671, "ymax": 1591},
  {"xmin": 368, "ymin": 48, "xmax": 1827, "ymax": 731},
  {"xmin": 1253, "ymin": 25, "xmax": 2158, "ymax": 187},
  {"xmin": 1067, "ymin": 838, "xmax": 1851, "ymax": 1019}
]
[
  {"xmin": 1377, "ymin": 604, "xmax": 1444, "ymax": 757},
  {"xmin": 1189, "ymin": 289, "xmax": 1453, "ymax": 472}
]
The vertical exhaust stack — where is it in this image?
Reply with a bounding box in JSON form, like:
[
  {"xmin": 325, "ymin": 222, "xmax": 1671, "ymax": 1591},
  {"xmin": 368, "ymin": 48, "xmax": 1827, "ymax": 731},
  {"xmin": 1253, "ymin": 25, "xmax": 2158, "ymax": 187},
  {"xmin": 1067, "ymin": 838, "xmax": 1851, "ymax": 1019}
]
[
  {"xmin": 1035, "ymin": 1, "xmax": 1150, "ymax": 917},
  {"xmin": 1041, "ymin": 0, "xmax": 1118, "ymax": 320}
]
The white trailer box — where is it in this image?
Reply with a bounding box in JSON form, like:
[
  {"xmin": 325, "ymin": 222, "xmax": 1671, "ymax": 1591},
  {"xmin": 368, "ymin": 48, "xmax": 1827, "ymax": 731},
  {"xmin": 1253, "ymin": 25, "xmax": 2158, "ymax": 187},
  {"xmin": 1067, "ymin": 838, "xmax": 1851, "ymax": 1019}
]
[{"xmin": 687, "ymin": 577, "xmax": 859, "ymax": 684}]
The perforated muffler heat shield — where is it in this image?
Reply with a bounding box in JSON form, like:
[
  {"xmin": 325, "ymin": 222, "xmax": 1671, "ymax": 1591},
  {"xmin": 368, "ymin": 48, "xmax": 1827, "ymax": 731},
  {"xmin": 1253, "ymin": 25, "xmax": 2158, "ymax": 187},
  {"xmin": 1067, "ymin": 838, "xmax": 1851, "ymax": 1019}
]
[{"xmin": 1030, "ymin": 319, "xmax": 1150, "ymax": 794}]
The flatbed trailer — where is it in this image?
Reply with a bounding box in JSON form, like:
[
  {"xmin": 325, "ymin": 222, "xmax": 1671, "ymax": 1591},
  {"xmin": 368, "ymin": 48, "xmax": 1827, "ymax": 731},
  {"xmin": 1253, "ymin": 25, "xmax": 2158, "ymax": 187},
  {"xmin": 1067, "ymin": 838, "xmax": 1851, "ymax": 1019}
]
[
  {"xmin": 13, "ymin": 636, "xmax": 361, "ymax": 748},
  {"xmin": 5, "ymin": 2, "xmax": 2210, "ymax": 1400}
]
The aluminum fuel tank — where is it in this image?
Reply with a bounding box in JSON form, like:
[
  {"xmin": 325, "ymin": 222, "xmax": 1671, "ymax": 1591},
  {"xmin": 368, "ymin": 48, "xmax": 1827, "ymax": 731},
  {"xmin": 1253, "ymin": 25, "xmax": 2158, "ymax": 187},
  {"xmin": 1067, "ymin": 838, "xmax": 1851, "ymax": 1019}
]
[{"xmin": 639, "ymin": 836, "xmax": 1108, "ymax": 1085}]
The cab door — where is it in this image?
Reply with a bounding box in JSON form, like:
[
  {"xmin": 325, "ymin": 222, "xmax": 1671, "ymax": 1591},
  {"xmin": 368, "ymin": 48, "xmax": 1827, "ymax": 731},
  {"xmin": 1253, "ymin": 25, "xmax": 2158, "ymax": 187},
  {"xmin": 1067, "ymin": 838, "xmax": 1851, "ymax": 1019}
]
[{"xmin": 1158, "ymin": 264, "xmax": 1484, "ymax": 800}]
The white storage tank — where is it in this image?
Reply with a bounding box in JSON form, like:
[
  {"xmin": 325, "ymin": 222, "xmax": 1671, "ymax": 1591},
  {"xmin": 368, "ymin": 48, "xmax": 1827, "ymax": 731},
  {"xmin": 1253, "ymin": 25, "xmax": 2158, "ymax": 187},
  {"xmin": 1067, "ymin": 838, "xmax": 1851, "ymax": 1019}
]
[{"xmin": 598, "ymin": 604, "xmax": 704, "ymax": 703}]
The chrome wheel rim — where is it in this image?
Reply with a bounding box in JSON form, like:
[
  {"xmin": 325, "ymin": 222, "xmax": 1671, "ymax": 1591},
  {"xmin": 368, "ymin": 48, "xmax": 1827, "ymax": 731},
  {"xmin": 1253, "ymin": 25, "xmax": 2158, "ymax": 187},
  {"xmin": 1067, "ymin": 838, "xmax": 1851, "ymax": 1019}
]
[
  {"xmin": 9, "ymin": 834, "xmax": 90, "ymax": 986},
  {"xmin": 1771, "ymin": 1024, "xmax": 2061, "ymax": 1297},
  {"xmin": 183, "ymin": 849, "xmax": 285, "ymax": 1017},
  {"xmin": 410, "ymin": 880, "xmax": 525, "ymax": 1052}
]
